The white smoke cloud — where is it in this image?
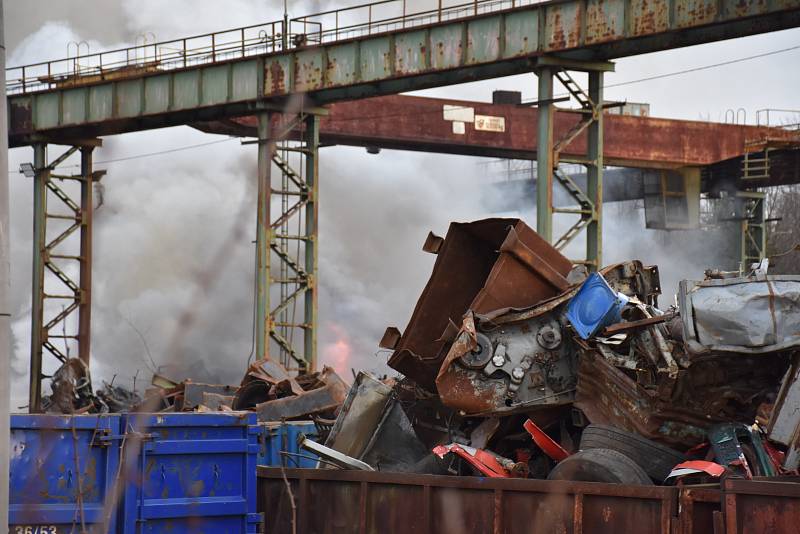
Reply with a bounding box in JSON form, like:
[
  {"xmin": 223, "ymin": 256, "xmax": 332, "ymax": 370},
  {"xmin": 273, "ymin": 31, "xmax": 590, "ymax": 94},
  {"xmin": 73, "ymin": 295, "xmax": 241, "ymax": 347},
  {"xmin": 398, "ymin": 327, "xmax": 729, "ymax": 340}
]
[{"xmin": 6, "ymin": 2, "xmax": 799, "ymax": 409}]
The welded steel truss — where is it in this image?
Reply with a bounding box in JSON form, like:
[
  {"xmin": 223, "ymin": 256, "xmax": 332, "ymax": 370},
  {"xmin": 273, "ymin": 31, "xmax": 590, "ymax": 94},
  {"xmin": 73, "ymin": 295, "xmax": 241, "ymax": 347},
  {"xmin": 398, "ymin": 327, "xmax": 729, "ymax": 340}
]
[
  {"xmin": 536, "ymin": 65, "xmax": 607, "ymax": 270},
  {"xmin": 738, "ymin": 191, "xmax": 766, "ymax": 270},
  {"xmin": 29, "ymin": 143, "xmax": 101, "ymax": 411},
  {"xmin": 255, "ymin": 112, "xmax": 319, "ymax": 373}
]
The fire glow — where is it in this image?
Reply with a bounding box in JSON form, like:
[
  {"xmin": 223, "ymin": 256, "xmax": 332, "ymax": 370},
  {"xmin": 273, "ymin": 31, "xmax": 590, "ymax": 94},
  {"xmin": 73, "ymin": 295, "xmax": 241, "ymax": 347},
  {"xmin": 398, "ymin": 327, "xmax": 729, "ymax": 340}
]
[{"xmin": 322, "ymin": 323, "xmax": 352, "ymax": 372}]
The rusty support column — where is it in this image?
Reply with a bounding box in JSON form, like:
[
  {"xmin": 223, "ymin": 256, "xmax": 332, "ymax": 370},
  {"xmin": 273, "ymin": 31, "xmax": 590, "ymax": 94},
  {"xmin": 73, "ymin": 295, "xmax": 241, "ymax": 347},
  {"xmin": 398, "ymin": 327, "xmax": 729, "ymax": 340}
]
[
  {"xmin": 78, "ymin": 147, "xmax": 93, "ymax": 364},
  {"xmin": 29, "ymin": 143, "xmax": 47, "ymax": 413},
  {"xmin": 303, "ymin": 115, "xmax": 319, "ymax": 372},
  {"xmin": 586, "ymin": 71, "xmax": 603, "ymax": 269},
  {"xmin": 536, "ymin": 68, "xmax": 554, "ymax": 242},
  {"xmin": 256, "ymin": 112, "xmax": 272, "ymax": 361}
]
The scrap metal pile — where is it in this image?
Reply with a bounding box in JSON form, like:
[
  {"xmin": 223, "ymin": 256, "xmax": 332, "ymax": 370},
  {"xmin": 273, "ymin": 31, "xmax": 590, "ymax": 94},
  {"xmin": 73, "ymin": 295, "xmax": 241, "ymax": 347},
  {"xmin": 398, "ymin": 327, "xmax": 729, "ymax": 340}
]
[
  {"xmin": 302, "ymin": 218, "xmax": 800, "ymax": 485},
  {"xmin": 42, "ymin": 356, "xmax": 348, "ymax": 432}
]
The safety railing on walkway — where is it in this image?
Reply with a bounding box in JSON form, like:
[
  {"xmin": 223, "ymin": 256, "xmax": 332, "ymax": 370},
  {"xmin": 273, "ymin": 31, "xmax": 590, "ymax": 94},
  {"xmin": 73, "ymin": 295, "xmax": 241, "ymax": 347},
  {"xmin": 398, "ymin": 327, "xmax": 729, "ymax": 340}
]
[
  {"xmin": 6, "ymin": 0, "xmax": 542, "ymax": 95},
  {"xmin": 290, "ymin": 0, "xmax": 540, "ymax": 44}
]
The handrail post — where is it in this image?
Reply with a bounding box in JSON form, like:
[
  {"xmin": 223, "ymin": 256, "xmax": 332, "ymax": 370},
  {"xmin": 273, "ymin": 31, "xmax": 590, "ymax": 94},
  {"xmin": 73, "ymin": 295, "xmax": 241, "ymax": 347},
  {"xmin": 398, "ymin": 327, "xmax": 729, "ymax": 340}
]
[
  {"xmin": 211, "ymin": 33, "xmax": 216, "ymax": 62},
  {"xmin": 403, "ymin": 0, "xmax": 407, "ymax": 28},
  {"xmin": 241, "ymin": 28, "xmax": 246, "ymax": 57},
  {"xmin": 474, "ymin": 0, "xmax": 478, "ymax": 16},
  {"xmin": 336, "ymin": 11, "xmax": 339, "ymax": 40},
  {"xmin": 369, "ymin": 5, "xmax": 372, "ymax": 33},
  {"xmin": 438, "ymin": 0, "xmax": 442, "ymax": 22},
  {"xmin": 183, "ymin": 38, "xmax": 187, "ymax": 67},
  {"xmin": 21, "ymin": 66, "xmax": 25, "ymax": 93}
]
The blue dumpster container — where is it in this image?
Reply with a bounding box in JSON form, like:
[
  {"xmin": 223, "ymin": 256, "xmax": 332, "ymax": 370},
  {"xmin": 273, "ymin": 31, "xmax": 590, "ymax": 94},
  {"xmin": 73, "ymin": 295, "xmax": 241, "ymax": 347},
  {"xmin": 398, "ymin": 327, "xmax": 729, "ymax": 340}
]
[
  {"xmin": 257, "ymin": 421, "xmax": 320, "ymax": 468},
  {"xmin": 120, "ymin": 412, "xmax": 262, "ymax": 533},
  {"xmin": 10, "ymin": 414, "xmax": 122, "ymax": 533}
]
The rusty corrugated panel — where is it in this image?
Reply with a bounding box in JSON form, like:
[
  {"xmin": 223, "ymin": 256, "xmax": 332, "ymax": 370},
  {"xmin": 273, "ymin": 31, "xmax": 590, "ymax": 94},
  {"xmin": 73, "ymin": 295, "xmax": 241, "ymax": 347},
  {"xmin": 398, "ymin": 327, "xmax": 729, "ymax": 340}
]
[
  {"xmin": 257, "ymin": 467, "xmax": 678, "ymax": 534},
  {"xmin": 387, "ymin": 219, "xmax": 572, "ymax": 391}
]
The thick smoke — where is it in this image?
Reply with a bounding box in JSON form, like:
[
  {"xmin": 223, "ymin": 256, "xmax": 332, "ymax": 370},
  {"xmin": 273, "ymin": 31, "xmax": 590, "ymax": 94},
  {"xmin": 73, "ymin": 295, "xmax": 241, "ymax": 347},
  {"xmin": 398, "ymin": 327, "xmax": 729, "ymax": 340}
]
[{"xmin": 6, "ymin": 1, "xmax": 799, "ymax": 409}]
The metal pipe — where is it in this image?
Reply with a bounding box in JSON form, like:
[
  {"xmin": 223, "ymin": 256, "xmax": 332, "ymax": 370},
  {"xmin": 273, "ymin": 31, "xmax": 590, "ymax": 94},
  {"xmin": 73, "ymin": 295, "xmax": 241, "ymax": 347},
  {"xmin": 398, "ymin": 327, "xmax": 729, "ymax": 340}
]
[
  {"xmin": 536, "ymin": 68, "xmax": 553, "ymax": 243},
  {"xmin": 78, "ymin": 147, "xmax": 93, "ymax": 364},
  {"xmin": 304, "ymin": 115, "xmax": 319, "ymax": 373},
  {"xmin": 30, "ymin": 143, "xmax": 47, "ymax": 413},
  {"xmin": 255, "ymin": 113, "xmax": 272, "ymax": 360},
  {"xmin": 586, "ymin": 70, "xmax": 603, "ymax": 269}
]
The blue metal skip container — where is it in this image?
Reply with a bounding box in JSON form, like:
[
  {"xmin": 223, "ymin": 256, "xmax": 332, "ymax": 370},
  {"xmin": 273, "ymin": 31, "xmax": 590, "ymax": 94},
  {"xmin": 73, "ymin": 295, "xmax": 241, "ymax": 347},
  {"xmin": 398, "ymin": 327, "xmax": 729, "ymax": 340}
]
[
  {"xmin": 257, "ymin": 421, "xmax": 320, "ymax": 468},
  {"xmin": 10, "ymin": 414, "xmax": 122, "ymax": 533},
  {"xmin": 120, "ymin": 412, "xmax": 262, "ymax": 534}
]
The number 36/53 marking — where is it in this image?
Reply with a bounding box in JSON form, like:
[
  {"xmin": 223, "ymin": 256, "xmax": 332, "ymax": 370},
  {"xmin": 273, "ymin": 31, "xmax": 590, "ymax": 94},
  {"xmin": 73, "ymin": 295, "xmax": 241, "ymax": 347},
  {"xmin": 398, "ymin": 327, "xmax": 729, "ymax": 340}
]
[{"xmin": 13, "ymin": 526, "xmax": 58, "ymax": 534}]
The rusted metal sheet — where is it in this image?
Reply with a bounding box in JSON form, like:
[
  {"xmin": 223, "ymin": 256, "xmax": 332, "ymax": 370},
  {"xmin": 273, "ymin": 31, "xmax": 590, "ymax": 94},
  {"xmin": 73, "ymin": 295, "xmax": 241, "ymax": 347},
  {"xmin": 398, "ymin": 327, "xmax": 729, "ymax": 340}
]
[
  {"xmin": 545, "ymin": 2, "xmax": 584, "ymax": 51},
  {"xmin": 386, "ymin": 219, "xmax": 572, "ymax": 391},
  {"xmin": 434, "ymin": 260, "xmax": 662, "ymax": 417},
  {"xmin": 574, "ymin": 347, "xmax": 790, "ymax": 449},
  {"xmin": 193, "ymin": 94, "xmax": 800, "ymax": 171},
  {"xmin": 724, "ymin": 479, "xmax": 800, "ymax": 533},
  {"xmin": 256, "ymin": 366, "xmax": 348, "ymax": 421},
  {"xmin": 586, "ymin": 0, "xmax": 626, "ymax": 44},
  {"xmin": 257, "ymin": 467, "xmax": 678, "ymax": 534},
  {"xmin": 676, "ymin": 487, "xmax": 722, "ymax": 534}
]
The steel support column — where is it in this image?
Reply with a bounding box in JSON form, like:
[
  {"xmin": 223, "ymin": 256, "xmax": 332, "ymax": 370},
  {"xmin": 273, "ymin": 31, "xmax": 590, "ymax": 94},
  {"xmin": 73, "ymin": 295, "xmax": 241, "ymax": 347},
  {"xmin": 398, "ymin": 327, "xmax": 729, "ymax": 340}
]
[
  {"xmin": 256, "ymin": 112, "xmax": 320, "ymax": 373},
  {"xmin": 586, "ymin": 71, "xmax": 603, "ymax": 268},
  {"xmin": 536, "ymin": 68, "xmax": 554, "ymax": 243},
  {"xmin": 536, "ymin": 65, "xmax": 608, "ymax": 270},
  {"xmin": 29, "ymin": 143, "xmax": 46, "ymax": 412},
  {"xmin": 28, "ymin": 142, "xmax": 97, "ymax": 412},
  {"xmin": 255, "ymin": 112, "xmax": 273, "ymax": 361},
  {"xmin": 78, "ymin": 147, "xmax": 93, "ymax": 364},
  {"xmin": 303, "ymin": 115, "xmax": 319, "ymax": 372},
  {"xmin": 738, "ymin": 191, "xmax": 766, "ymax": 270}
]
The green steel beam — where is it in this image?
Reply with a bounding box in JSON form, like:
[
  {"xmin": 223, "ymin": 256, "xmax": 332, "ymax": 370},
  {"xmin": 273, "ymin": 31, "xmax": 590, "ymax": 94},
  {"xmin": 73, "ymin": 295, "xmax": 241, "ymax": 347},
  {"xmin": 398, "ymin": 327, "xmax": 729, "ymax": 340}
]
[
  {"xmin": 303, "ymin": 115, "xmax": 319, "ymax": 372},
  {"xmin": 29, "ymin": 143, "xmax": 46, "ymax": 413},
  {"xmin": 739, "ymin": 191, "xmax": 766, "ymax": 270},
  {"xmin": 8, "ymin": 0, "xmax": 800, "ymax": 145},
  {"xmin": 255, "ymin": 112, "xmax": 272, "ymax": 361},
  {"xmin": 586, "ymin": 70, "xmax": 603, "ymax": 269},
  {"xmin": 536, "ymin": 67, "xmax": 554, "ymax": 243}
]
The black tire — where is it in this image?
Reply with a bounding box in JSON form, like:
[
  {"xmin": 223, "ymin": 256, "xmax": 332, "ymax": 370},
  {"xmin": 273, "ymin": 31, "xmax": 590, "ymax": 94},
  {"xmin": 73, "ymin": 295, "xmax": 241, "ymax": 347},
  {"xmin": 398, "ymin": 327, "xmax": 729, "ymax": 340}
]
[
  {"xmin": 579, "ymin": 424, "xmax": 685, "ymax": 482},
  {"xmin": 547, "ymin": 449, "xmax": 652, "ymax": 485}
]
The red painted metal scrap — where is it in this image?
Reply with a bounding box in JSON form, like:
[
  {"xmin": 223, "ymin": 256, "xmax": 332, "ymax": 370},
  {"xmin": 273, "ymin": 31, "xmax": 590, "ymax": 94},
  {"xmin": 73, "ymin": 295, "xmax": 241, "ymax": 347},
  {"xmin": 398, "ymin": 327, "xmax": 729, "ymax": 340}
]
[{"xmin": 524, "ymin": 418, "xmax": 570, "ymax": 462}]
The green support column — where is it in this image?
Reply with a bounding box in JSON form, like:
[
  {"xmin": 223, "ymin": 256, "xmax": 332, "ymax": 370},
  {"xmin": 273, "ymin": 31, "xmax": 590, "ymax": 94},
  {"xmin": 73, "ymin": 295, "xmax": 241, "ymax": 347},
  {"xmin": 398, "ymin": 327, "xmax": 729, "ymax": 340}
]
[
  {"xmin": 586, "ymin": 71, "xmax": 604, "ymax": 269},
  {"xmin": 29, "ymin": 144, "xmax": 47, "ymax": 413},
  {"xmin": 536, "ymin": 68, "xmax": 554, "ymax": 242},
  {"xmin": 304, "ymin": 115, "xmax": 320, "ymax": 372},
  {"xmin": 78, "ymin": 147, "xmax": 93, "ymax": 365},
  {"xmin": 255, "ymin": 113, "xmax": 272, "ymax": 361}
]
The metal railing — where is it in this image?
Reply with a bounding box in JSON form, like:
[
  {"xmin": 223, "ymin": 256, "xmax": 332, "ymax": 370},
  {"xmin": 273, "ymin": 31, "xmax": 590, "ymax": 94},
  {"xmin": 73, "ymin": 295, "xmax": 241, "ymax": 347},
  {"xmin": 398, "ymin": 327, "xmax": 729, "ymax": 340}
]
[
  {"xmin": 291, "ymin": 0, "xmax": 540, "ymax": 44},
  {"xmin": 6, "ymin": 0, "xmax": 542, "ymax": 95},
  {"xmin": 755, "ymin": 109, "xmax": 800, "ymax": 130},
  {"xmin": 6, "ymin": 20, "xmax": 286, "ymax": 94}
]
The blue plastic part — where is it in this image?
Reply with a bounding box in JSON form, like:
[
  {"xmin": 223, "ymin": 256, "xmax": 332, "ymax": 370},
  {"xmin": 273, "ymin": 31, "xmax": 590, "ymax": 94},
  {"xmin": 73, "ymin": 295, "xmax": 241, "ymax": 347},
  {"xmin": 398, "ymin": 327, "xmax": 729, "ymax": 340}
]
[
  {"xmin": 120, "ymin": 412, "xmax": 262, "ymax": 534},
  {"xmin": 566, "ymin": 272, "xmax": 626, "ymax": 339},
  {"xmin": 257, "ymin": 421, "xmax": 320, "ymax": 468},
  {"xmin": 10, "ymin": 414, "xmax": 122, "ymax": 533}
]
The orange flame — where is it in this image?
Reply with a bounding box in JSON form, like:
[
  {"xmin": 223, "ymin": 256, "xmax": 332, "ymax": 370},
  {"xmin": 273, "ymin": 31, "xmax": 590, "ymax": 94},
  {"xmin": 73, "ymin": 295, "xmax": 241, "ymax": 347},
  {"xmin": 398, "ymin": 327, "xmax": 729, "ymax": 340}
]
[{"xmin": 322, "ymin": 323, "xmax": 352, "ymax": 372}]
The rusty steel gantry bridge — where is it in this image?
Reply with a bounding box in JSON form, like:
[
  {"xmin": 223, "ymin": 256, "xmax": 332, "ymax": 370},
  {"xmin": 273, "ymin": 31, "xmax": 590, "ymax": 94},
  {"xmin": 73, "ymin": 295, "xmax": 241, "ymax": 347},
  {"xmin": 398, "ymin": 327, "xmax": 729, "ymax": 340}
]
[{"xmin": 6, "ymin": 0, "xmax": 800, "ymax": 411}]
